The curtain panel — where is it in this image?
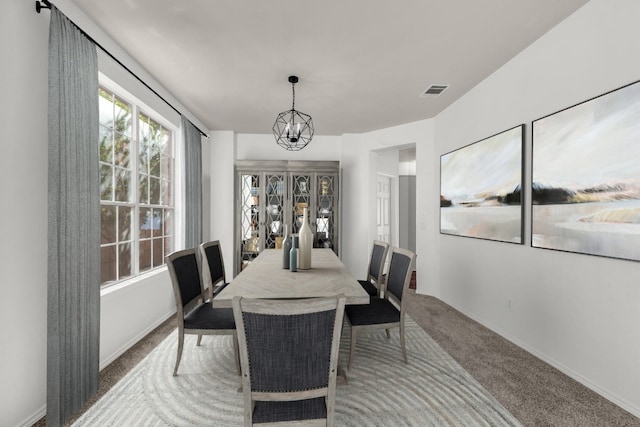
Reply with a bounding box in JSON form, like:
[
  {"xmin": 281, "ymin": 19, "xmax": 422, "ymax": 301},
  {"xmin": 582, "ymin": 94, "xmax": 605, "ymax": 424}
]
[
  {"xmin": 182, "ymin": 116, "xmax": 203, "ymax": 249},
  {"xmin": 47, "ymin": 7, "xmax": 100, "ymax": 426}
]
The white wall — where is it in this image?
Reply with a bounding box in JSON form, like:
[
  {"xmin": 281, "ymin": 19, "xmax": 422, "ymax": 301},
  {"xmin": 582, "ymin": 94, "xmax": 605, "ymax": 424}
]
[
  {"xmin": 346, "ymin": 120, "xmax": 436, "ymax": 294},
  {"xmin": 432, "ymin": 0, "xmax": 640, "ymax": 415},
  {"xmin": 1, "ymin": 2, "xmax": 49, "ymax": 425},
  {"xmin": 204, "ymin": 130, "xmax": 236, "ymax": 277},
  {"xmin": 1, "ymin": 1, "xmax": 204, "ymax": 425},
  {"xmin": 236, "ymin": 133, "xmax": 342, "ymax": 162}
]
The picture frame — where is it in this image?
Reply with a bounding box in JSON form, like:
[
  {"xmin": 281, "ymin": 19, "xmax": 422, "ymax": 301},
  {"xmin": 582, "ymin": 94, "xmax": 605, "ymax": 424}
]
[
  {"xmin": 440, "ymin": 125, "xmax": 524, "ymax": 243},
  {"xmin": 531, "ymin": 80, "xmax": 640, "ymax": 261}
]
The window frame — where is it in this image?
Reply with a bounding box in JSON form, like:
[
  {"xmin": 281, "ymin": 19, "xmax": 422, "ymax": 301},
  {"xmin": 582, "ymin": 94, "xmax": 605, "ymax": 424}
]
[{"xmin": 99, "ymin": 76, "xmax": 179, "ymax": 288}]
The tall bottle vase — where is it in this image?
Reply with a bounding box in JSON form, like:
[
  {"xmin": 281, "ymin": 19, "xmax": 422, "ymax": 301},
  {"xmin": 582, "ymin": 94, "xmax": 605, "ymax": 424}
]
[
  {"xmin": 298, "ymin": 208, "xmax": 313, "ymax": 270},
  {"xmin": 289, "ymin": 235, "xmax": 298, "ymax": 272},
  {"xmin": 282, "ymin": 224, "xmax": 291, "ymax": 269}
]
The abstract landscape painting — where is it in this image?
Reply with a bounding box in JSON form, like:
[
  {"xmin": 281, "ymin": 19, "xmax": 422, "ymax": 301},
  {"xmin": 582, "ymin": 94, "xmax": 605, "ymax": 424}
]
[
  {"xmin": 440, "ymin": 125, "xmax": 524, "ymax": 243},
  {"xmin": 532, "ymin": 80, "xmax": 640, "ymax": 261}
]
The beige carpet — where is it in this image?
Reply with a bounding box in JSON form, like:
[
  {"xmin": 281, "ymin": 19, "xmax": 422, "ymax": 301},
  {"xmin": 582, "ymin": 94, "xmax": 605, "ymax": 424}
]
[{"xmin": 71, "ymin": 317, "xmax": 522, "ymax": 426}]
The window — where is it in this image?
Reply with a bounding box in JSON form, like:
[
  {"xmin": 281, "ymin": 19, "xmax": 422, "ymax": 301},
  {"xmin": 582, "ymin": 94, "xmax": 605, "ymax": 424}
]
[{"xmin": 99, "ymin": 86, "xmax": 175, "ymax": 286}]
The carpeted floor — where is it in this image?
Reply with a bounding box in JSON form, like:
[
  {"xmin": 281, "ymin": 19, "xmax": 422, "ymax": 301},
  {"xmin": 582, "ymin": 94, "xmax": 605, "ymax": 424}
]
[
  {"xmin": 34, "ymin": 291, "xmax": 640, "ymax": 426},
  {"xmin": 68, "ymin": 316, "xmax": 522, "ymax": 426}
]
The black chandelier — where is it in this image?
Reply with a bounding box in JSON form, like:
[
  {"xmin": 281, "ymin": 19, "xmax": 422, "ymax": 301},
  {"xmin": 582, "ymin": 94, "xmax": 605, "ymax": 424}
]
[{"xmin": 273, "ymin": 76, "xmax": 314, "ymax": 151}]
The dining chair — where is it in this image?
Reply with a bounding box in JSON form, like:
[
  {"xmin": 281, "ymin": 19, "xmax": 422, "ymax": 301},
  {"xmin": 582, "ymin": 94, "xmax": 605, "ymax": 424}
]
[
  {"xmin": 346, "ymin": 247, "xmax": 416, "ymax": 370},
  {"xmin": 358, "ymin": 240, "xmax": 390, "ymax": 297},
  {"xmin": 166, "ymin": 248, "xmax": 239, "ymax": 376},
  {"xmin": 232, "ymin": 295, "xmax": 346, "ymax": 427},
  {"xmin": 199, "ymin": 240, "xmax": 230, "ymax": 301}
]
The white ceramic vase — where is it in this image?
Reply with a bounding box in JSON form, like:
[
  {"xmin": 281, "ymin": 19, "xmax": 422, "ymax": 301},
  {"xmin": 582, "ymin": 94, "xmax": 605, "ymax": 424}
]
[{"xmin": 298, "ymin": 208, "xmax": 313, "ymax": 270}]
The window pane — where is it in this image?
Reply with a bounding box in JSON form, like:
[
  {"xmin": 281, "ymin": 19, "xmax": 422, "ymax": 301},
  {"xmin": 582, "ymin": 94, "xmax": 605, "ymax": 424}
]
[
  {"xmin": 139, "ymin": 173, "xmax": 149, "ymax": 204},
  {"xmin": 152, "ymin": 238, "xmax": 163, "ymax": 267},
  {"xmin": 152, "ymin": 208, "xmax": 163, "ymax": 237},
  {"xmin": 114, "ymin": 97, "xmax": 132, "ymax": 137},
  {"xmin": 114, "ymin": 132, "xmax": 130, "ymax": 167},
  {"xmin": 149, "ymin": 145, "xmax": 161, "ymax": 177},
  {"xmin": 98, "ymin": 89, "xmax": 113, "ymax": 126},
  {"xmin": 161, "ymin": 179, "xmax": 172, "ymax": 206},
  {"xmin": 160, "ymin": 155, "xmax": 171, "ymax": 180},
  {"xmin": 139, "ymin": 239, "xmax": 151, "ymax": 272},
  {"xmin": 101, "ymin": 245, "xmax": 116, "ymax": 283},
  {"xmin": 100, "ymin": 164, "xmax": 113, "ymax": 201},
  {"xmin": 139, "ymin": 208, "xmax": 152, "ymax": 239},
  {"xmin": 161, "ymin": 128, "xmax": 172, "ymax": 156},
  {"xmin": 99, "ymin": 125, "xmax": 113, "ymax": 163},
  {"xmin": 118, "ymin": 206, "xmax": 132, "ymax": 241},
  {"xmin": 163, "ymin": 209, "xmax": 172, "ymax": 236},
  {"xmin": 139, "ymin": 114, "xmax": 150, "ymax": 142},
  {"xmin": 149, "ymin": 177, "xmax": 160, "ymax": 205},
  {"xmin": 114, "ymin": 167, "xmax": 131, "ymax": 202},
  {"xmin": 164, "ymin": 237, "xmax": 172, "ymax": 258},
  {"xmin": 101, "ymin": 205, "xmax": 116, "ymax": 244},
  {"xmin": 118, "ymin": 242, "xmax": 131, "ymax": 280}
]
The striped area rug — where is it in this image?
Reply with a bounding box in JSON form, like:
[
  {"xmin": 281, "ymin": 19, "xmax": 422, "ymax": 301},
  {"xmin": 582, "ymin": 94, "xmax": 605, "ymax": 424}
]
[{"xmin": 73, "ymin": 317, "xmax": 522, "ymax": 426}]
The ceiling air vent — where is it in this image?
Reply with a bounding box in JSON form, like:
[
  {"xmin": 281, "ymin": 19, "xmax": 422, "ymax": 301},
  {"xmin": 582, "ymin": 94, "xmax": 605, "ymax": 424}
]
[{"xmin": 420, "ymin": 84, "xmax": 449, "ymax": 98}]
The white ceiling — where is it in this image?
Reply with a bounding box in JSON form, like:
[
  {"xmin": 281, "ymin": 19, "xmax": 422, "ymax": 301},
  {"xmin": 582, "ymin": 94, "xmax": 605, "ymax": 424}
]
[{"xmin": 69, "ymin": 0, "xmax": 589, "ymax": 135}]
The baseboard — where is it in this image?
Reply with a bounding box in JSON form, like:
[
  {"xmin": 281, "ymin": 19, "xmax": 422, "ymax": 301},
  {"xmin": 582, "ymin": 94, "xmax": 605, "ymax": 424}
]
[
  {"xmin": 19, "ymin": 404, "xmax": 46, "ymax": 427},
  {"xmin": 440, "ymin": 298, "xmax": 640, "ymax": 419},
  {"xmin": 99, "ymin": 308, "xmax": 176, "ymax": 371}
]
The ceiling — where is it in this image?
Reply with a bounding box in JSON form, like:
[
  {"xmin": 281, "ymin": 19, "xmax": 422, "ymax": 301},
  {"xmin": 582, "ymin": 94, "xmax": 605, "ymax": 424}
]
[{"xmin": 69, "ymin": 0, "xmax": 589, "ymax": 135}]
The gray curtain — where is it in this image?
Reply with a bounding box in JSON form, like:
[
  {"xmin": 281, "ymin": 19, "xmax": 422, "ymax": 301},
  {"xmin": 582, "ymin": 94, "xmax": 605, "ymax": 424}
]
[
  {"xmin": 182, "ymin": 116, "xmax": 203, "ymax": 248},
  {"xmin": 47, "ymin": 7, "xmax": 100, "ymax": 426}
]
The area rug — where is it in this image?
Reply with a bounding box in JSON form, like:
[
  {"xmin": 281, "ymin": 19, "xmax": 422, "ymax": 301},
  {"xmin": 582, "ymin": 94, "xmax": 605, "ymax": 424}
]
[{"xmin": 72, "ymin": 317, "xmax": 522, "ymax": 426}]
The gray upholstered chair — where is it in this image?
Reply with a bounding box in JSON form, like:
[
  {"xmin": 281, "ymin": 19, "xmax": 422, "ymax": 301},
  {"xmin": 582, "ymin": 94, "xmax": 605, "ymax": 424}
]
[
  {"xmin": 199, "ymin": 240, "xmax": 230, "ymax": 300},
  {"xmin": 233, "ymin": 295, "xmax": 346, "ymax": 427},
  {"xmin": 166, "ymin": 248, "xmax": 239, "ymax": 376},
  {"xmin": 346, "ymin": 247, "xmax": 416, "ymax": 369},
  {"xmin": 358, "ymin": 240, "xmax": 389, "ymax": 297}
]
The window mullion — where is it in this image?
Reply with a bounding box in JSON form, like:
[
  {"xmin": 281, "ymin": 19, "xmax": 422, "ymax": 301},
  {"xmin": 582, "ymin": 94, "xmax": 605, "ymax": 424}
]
[{"xmin": 131, "ymin": 105, "xmax": 140, "ymax": 276}]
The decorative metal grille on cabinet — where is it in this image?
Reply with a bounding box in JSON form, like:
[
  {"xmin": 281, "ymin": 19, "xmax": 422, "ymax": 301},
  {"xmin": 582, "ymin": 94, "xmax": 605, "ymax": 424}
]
[
  {"xmin": 316, "ymin": 175, "xmax": 335, "ymax": 249},
  {"xmin": 240, "ymin": 174, "xmax": 260, "ymax": 265},
  {"xmin": 291, "ymin": 175, "xmax": 311, "ymax": 234},
  {"xmin": 264, "ymin": 174, "xmax": 284, "ymax": 249}
]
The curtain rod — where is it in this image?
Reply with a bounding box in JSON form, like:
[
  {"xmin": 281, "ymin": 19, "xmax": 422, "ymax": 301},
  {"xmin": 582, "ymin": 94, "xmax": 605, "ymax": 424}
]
[{"xmin": 35, "ymin": 0, "xmax": 210, "ymax": 139}]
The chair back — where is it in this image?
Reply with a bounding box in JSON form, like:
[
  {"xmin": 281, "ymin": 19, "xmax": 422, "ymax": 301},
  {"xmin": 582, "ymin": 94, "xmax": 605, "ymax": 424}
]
[
  {"xmin": 384, "ymin": 247, "xmax": 416, "ymax": 306},
  {"xmin": 199, "ymin": 240, "xmax": 226, "ymax": 292},
  {"xmin": 233, "ymin": 295, "xmax": 346, "ymax": 425},
  {"xmin": 367, "ymin": 240, "xmax": 390, "ymax": 283},
  {"xmin": 166, "ymin": 248, "xmax": 205, "ymax": 314}
]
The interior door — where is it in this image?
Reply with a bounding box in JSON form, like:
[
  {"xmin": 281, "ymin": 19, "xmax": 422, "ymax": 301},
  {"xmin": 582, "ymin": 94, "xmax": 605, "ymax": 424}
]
[{"xmin": 376, "ymin": 174, "xmax": 391, "ymax": 243}]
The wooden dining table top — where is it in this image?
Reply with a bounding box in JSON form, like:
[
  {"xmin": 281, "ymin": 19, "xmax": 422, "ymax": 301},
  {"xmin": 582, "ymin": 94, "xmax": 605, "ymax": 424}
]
[{"xmin": 211, "ymin": 248, "xmax": 369, "ymax": 307}]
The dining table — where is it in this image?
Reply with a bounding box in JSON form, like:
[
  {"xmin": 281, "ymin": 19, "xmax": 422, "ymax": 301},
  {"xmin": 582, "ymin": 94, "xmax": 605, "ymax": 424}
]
[{"xmin": 212, "ymin": 248, "xmax": 370, "ymax": 307}]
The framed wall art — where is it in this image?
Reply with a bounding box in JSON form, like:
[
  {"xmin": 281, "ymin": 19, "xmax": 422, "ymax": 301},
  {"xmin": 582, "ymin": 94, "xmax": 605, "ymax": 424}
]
[
  {"xmin": 532, "ymin": 80, "xmax": 640, "ymax": 261},
  {"xmin": 440, "ymin": 125, "xmax": 524, "ymax": 243}
]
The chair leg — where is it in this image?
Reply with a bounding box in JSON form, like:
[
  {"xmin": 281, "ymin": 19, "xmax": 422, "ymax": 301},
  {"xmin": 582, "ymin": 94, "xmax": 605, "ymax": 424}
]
[
  {"xmin": 174, "ymin": 328, "xmax": 184, "ymax": 376},
  {"xmin": 348, "ymin": 326, "xmax": 357, "ymax": 370},
  {"xmin": 400, "ymin": 322, "xmax": 408, "ymax": 364},
  {"xmin": 233, "ymin": 332, "xmax": 241, "ymax": 375},
  {"xmin": 385, "ymin": 328, "xmax": 391, "ymax": 338},
  {"xmin": 197, "ymin": 334, "xmax": 203, "ymax": 346}
]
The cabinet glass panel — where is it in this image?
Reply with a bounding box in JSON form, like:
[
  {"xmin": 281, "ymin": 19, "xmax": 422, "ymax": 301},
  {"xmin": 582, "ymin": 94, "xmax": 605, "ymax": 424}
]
[
  {"xmin": 240, "ymin": 174, "xmax": 260, "ymax": 270},
  {"xmin": 316, "ymin": 175, "xmax": 336, "ymax": 249},
  {"xmin": 291, "ymin": 174, "xmax": 311, "ymax": 234},
  {"xmin": 264, "ymin": 174, "xmax": 285, "ymax": 249}
]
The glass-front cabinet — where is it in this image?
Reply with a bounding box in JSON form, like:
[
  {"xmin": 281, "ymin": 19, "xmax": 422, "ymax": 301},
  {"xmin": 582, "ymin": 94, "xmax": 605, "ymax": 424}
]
[{"xmin": 235, "ymin": 161, "xmax": 340, "ymax": 274}]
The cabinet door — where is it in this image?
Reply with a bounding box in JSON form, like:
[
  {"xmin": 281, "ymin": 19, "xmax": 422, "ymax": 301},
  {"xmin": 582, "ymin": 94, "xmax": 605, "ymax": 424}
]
[
  {"xmin": 316, "ymin": 173, "xmax": 338, "ymax": 252},
  {"xmin": 263, "ymin": 173, "xmax": 286, "ymax": 250},
  {"xmin": 290, "ymin": 173, "xmax": 312, "ymax": 235},
  {"xmin": 239, "ymin": 173, "xmax": 261, "ymax": 270}
]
